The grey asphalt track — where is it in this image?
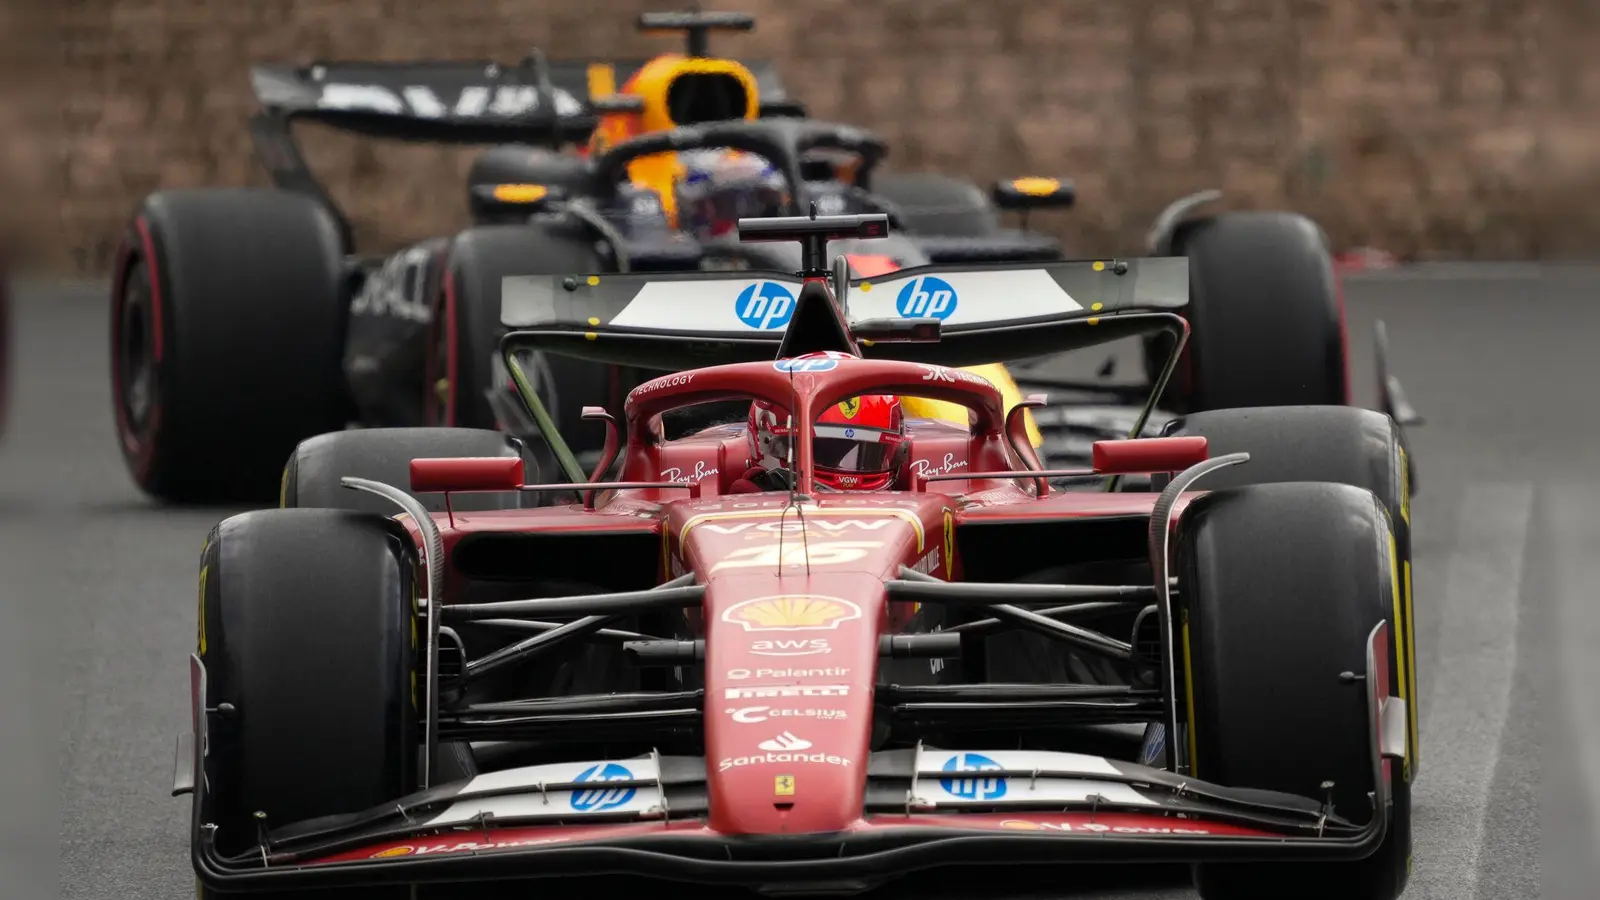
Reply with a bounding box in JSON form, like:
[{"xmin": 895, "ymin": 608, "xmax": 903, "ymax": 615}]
[{"xmin": 14, "ymin": 265, "xmax": 1571, "ymax": 898}]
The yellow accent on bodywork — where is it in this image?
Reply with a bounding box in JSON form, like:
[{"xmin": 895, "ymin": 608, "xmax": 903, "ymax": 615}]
[
  {"xmin": 197, "ymin": 565, "xmax": 209, "ymax": 656},
  {"xmin": 1181, "ymin": 610, "xmax": 1198, "ymax": 775},
  {"xmin": 279, "ymin": 464, "xmax": 290, "ymax": 508},
  {"xmin": 899, "ymin": 364, "xmax": 1042, "ymax": 448},
  {"xmin": 1398, "ymin": 446, "xmax": 1411, "ymax": 525},
  {"xmin": 1404, "ymin": 559, "xmax": 1418, "ymax": 777},
  {"xmin": 587, "ymin": 63, "xmax": 617, "ymax": 100},
  {"xmin": 1388, "ymin": 529, "xmax": 1413, "ymax": 782}
]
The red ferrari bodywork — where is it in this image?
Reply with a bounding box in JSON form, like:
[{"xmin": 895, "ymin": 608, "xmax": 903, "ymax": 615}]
[{"xmin": 378, "ymin": 357, "xmax": 1206, "ymax": 841}]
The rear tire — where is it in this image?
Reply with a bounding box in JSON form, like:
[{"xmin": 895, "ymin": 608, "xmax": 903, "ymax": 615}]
[
  {"xmin": 281, "ymin": 426, "xmax": 534, "ymax": 514},
  {"xmin": 196, "ymin": 508, "xmax": 415, "ymax": 899},
  {"xmin": 1144, "ymin": 211, "xmax": 1349, "ymax": 413},
  {"xmin": 1180, "ymin": 483, "xmax": 1409, "ymax": 900},
  {"xmin": 111, "ymin": 189, "xmax": 349, "ymax": 504},
  {"xmin": 426, "ymin": 224, "xmax": 621, "ymax": 473},
  {"xmin": 870, "ymin": 172, "xmax": 1001, "ymax": 237}
]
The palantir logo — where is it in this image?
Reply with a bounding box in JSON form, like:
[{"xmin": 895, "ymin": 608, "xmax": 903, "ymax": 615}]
[
  {"xmin": 569, "ymin": 762, "xmax": 637, "ymax": 812},
  {"xmin": 896, "ymin": 276, "xmax": 958, "ymax": 320},
  {"xmin": 938, "ymin": 752, "xmax": 1007, "ymax": 801},
  {"xmin": 736, "ymin": 281, "xmax": 797, "ymax": 330}
]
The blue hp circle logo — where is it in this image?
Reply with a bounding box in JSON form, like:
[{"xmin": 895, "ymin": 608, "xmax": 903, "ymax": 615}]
[
  {"xmin": 938, "ymin": 752, "xmax": 1007, "ymax": 801},
  {"xmin": 896, "ymin": 276, "xmax": 958, "ymax": 320},
  {"xmin": 569, "ymin": 763, "xmax": 637, "ymax": 812},
  {"xmin": 735, "ymin": 282, "xmax": 796, "ymax": 330}
]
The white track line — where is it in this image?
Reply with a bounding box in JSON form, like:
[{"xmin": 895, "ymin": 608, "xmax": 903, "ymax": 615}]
[
  {"xmin": 1551, "ymin": 488, "xmax": 1600, "ymax": 857},
  {"xmin": 1413, "ymin": 483, "xmax": 1534, "ymax": 899}
]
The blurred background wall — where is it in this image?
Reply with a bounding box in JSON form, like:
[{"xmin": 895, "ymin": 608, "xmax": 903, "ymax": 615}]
[{"xmin": 51, "ymin": 0, "xmax": 1586, "ymax": 276}]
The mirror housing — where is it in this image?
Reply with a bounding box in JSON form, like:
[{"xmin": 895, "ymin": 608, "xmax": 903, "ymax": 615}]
[
  {"xmin": 1091, "ymin": 437, "xmax": 1209, "ymax": 475},
  {"xmin": 410, "ymin": 457, "xmax": 526, "ymax": 493},
  {"xmin": 992, "ymin": 177, "xmax": 1076, "ymax": 211},
  {"xmin": 468, "ymin": 182, "xmax": 563, "ymax": 221}
]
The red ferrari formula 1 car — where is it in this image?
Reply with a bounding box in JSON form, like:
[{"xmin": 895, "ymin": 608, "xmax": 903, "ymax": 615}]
[{"xmin": 177, "ymin": 214, "xmax": 1417, "ymax": 899}]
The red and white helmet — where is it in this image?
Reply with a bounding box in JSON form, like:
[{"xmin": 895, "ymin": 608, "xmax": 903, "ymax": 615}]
[{"xmin": 749, "ymin": 391, "xmax": 908, "ymax": 491}]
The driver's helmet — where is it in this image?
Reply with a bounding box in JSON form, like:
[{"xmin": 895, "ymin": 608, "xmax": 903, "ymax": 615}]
[
  {"xmin": 749, "ymin": 392, "xmax": 908, "ymax": 491},
  {"xmin": 674, "ymin": 149, "xmax": 788, "ymax": 238}
]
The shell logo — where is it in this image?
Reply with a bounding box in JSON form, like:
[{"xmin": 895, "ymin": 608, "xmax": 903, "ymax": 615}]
[
  {"xmin": 722, "ymin": 595, "xmax": 864, "ymax": 632},
  {"xmin": 371, "ymin": 845, "xmax": 415, "ymax": 858},
  {"xmin": 999, "ymin": 820, "xmax": 1043, "ymax": 831}
]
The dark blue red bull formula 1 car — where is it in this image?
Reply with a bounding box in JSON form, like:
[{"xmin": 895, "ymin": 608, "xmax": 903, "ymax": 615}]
[{"xmin": 109, "ymin": 9, "xmax": 1419, "ymax": 506}]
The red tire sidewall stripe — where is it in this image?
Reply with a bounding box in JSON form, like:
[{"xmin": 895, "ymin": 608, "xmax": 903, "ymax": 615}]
[
  {"xmin": 110, "ymin": 218, "xmax": 164, "ymax": 478},
  {"xmin": 442, "ymin": 265, "xmax": 459, "ymax": 427}
]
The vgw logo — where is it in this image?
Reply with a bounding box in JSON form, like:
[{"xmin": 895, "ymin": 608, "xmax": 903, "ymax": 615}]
[
  {"xmin": 736, "ymin": 282, "xmax": 797, "ymax": 330},
  {"xmin": 896, "ymin": 276, "xmax": 958, "ymax": 320},
  {"xmin": 569, "ymin": 763, "xmax": 637, "ymax": 812},
  {"xmin": 939, "ymin": 752, "xmax": 1007, "ymax": 801}
]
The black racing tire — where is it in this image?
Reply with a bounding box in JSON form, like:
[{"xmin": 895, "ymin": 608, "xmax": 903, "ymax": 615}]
[
  {"xmin": 111, "ymin": 189, "xmax": 349, "ymax": 504},
  {"xmin": 426, "ymin": 224, "xmax": 622, "ymax": 472},
  {"xmin": 870, "ymin": 172, "xmax": 1002, "ymax": 237},
  {"xmin": 1180, "ymin": 482, "xmax": 1409, "ymax": 900},
  {"xmin": 281, "ymin": 426, "xmax": 535, "ymax": 514},
  {"xmin": 1158, "ymin": 405, "xmax": 1418, "ymax": 777},
  {"xmin": 1143, "ymin": 211, "xmax": 1349, "ymax": 413},
  {"xmin": 196, "ymin": 508, "xmax": 415, "ymax": 900}
]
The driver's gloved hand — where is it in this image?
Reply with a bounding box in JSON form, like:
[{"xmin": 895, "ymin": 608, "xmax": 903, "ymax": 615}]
[{"xmin": 750, "ymin": 467, "xmax": 797, "ymax": 492}]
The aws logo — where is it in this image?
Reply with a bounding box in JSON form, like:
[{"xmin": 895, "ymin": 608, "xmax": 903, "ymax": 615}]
[{"xmin": 721, "ymin": 595, "xmax": 864, "ymax": 631}]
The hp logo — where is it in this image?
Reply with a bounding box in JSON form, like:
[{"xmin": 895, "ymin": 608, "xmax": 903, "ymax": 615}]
[
  {"xmin": 736, "ymin": 282, "xmax": 797, "ymax": 330},
  {"xmin": 569, "ymin": 763, "xmax": 637, "ymax": 812},
  {"xmin": 938, "ymin": 752, "xmax": 1007, "ymax": 801},
  {"xmin": 895, "ymin": 276, "xmax": 958, "ymax": 320},
  {"xmin": 773, "ymin": 357, "xmax": 840, "ymax": 373}
]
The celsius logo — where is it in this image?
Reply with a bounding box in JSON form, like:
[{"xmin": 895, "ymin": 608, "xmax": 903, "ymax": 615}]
[
  {"xmin": 736, "ymin": 282, "xmax": 796, "ymax": 330},
  {"xmin": 939, "ymin": 752, "xmax": 1007, "ymax": 801},
  {"xmin": 569, "ymin": 763, "xmax": 636, "ymax": 812},
  {"xmin": 896, "ymin": 276, "xmax": 958, "ymax": 320}
]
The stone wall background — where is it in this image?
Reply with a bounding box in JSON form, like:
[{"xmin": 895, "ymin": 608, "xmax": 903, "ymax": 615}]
[{"xmin": 29, "ymin": 0, "xmax": 1597, "ymax": 274}]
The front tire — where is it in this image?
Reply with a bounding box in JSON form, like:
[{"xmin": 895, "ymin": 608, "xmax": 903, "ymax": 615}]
[
  {"xmin": 281, "ymin": 426, "xmax": 533, "ymax": 514},
  {"xmin": 1160, "ymin": 405, "xmax": 1418, "ymax": 776},
  {"xmin": 111, "ymin": 189, "xmax": 349, "ymax": 504},
  {"xmin": 1180, "ymin": 483, "xmax": 1410, "ymax": 900},
  {"xmin": 196, "ymin": 508, "xmax": 415, "ymax": 899}
]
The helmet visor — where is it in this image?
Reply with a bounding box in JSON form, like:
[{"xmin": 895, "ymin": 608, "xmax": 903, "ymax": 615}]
[{"xmin": 812, "ymin": 425, "xmax": 896, "ymax": 473}]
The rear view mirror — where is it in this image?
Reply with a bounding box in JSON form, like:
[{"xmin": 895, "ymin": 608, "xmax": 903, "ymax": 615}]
[
  {"xmin": 992, "ymin": 177, "xmax": 1076, "ymax": 211},
  {"xmin": 467, "ymin": 183, "xmax": 562, "ymax": 221},
  {"xmin": 410, "ymin": 457, "xmax": 526, "ymax": 493},
  {"xmin": 1091, "ymin": 437, "xmax": 1208, "ymax": 475}
]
